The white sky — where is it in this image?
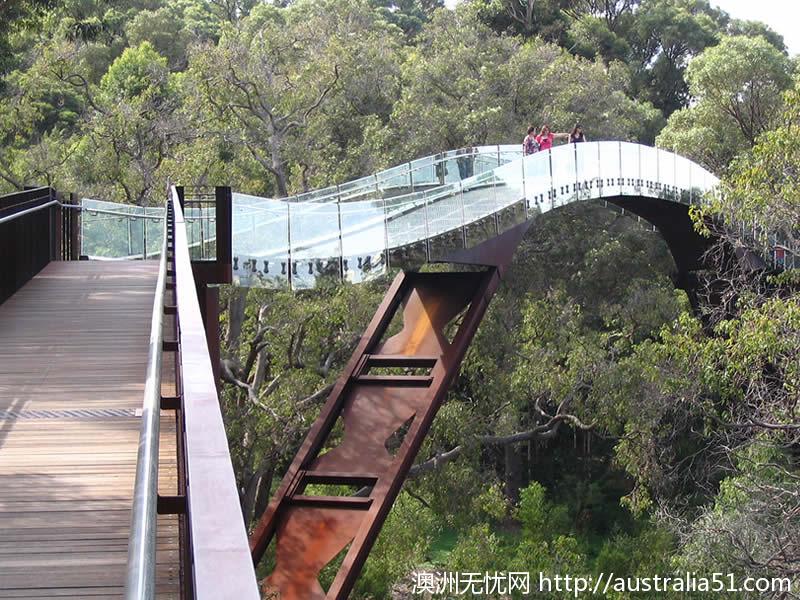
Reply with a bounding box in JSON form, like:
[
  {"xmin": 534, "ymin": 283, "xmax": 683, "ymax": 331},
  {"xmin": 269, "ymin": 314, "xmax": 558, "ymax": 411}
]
[
  {"xmin": 443, "ymin": 0, "xmax": 800, "ymax": 56},
  {"xmin": 712, "ymin": 0, "xmax": 799, "ymax": 55}
]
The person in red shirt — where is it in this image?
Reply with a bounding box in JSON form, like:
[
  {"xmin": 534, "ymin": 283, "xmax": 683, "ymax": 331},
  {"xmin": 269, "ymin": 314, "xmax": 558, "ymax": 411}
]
[{"xmin": 535, "ymin": 125, "xmax": 569, "ymax": 150}]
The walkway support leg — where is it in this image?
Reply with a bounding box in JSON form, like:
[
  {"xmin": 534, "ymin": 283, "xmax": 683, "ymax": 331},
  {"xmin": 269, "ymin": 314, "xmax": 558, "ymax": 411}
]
[{"xmin": 249, "ymin": 221, "xmax": 532, "ymax": 600}]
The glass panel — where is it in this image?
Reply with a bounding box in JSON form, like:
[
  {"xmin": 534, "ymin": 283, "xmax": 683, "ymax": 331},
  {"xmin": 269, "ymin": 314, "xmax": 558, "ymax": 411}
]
[
  {"xmin": 597, "ymin": 141, "xmax": 621, "ymax": 198},
  {"xmin": 497, "ymin": 199, "xmax": 527, "ymax": 234},
  {"xmin": 440, "ymin": 157, "xmax": 463, "ymax": 184},
  {"xmin": 473, "ymin": 146, "xmax": 500, "ymax": 176},
  {"xmin": 550, "ymin": 145, "xmax": 577, "ymax": 209},
  {"xmin": 575, "ymin": 143, "xmax": 601, "ymax": 201},
  {"xmin": 184, "ymin": 202, "xmax": 216, "ymax": 260},
  {"xmin": 674, "ymin": 152, "xmax": 693, "ymax": 203},
  {"xmin": 388, "ymin": 239, "xmax": 427, "ymax": 271},
  {"xmin": 289, "ymin": 201, "xmax": 342, "ymax": 289},
  {"xmin": 689, "ymin": 162, "xmax": 709, "ymax": 203},
  {"xmin": 523, "ymin": 151, "xmax": 552, "ymax": 213},
  {"xmin": 385, "ymin": 191, "xmax": 428, "ymax": 249},
  {"xmin": 337, "ymin": 176, "xmax": 374, "ymax": 203},
  {"xmin": 657, "ymin": 148, "xmax": 676, "ymax": 199},
  {"xmin": 619, "ymin": 142, "xmax": 640, "ymax": 196},
  {"xmin": 145, "ymin": 206, "xmax": 166, "ymax": 258},
  {"xmin": 461, "ymin": 171, "xmax": 498, "ymax": 226},
  {"xmin": 452, "ymin": 148, "xmax": 478, "ymax": 180},
  {"xmin": 340, "ymin": 198, "xmax": 387, "ymax": 284},
  {"xmin": 301, "ymin": 185, "xmax": 339, "ymax": 203},
  {"xmin": 409, "ymin": 155, "xmax": 438, "ymax": 189},
  {"xmin": 428, "ymin": 228, "xmax": 465, "ymax": 262},
  {"xmin": 492, "ymin": 159, "xmax": 526, "ymax": 209},
  {"xmin": 377, "ymin": 164, "xmax": 411, "ymax": 197},
  {"xmin": 424, "ymin": 184, "xmax": 464, "ymax": 239},
  {"xmin": 128, "ymin": 213, "xmax": 145, "ymax": 258},
  {"xmin": 499, "ymin": 148, "xmax": 522, "ymax": 167},
  {"xmin": 80, "ymin": 199, "xmax": 164, "ymax": 259},
  {"xmin": 232, "ymin": 193, "xmax": 289, "ymax": 288},
  {"xmin": 640, "ymin": 145, "xmax": 659, "ymax": 197},
  {"xmin": 464, "ymin": 214, "xmax": 498, "ymax": 249}
]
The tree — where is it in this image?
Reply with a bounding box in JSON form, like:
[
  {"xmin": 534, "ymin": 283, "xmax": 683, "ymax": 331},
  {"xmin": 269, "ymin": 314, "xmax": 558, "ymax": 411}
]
[
  {"xmin": 726, "ymin": 19, "xmax": 787, "ymax": 54},
  {"xmin": 368, "ymin": 0, "xmax": 443, "ymax": 38},
  {"xmin": 61, "ymin": 41, "xmax": 186, "ymax": 204},
  {"xmin": 566, "ymin": 0, "xmax": 640, "ymax": 33},
  {"xmin": 473, "ymin": 0, "xmax": 573, "ymax": 41},
  {"xmin": 614, "ymin": 83, "xmax": 800, "ymax": 590},
  {"xmin": 384, "ymin": 5, "xmax": 660, "ymax": 162},
  {"xmin": 0, "ymin": 39, "xmax": 85, "ymax": 191},
  {"xmin": 0, "ymin": 0, "xmax": 54, "ymax": 79},
  {"xmin": 218, "ymin": 279, "xmax": 389, "ymax": 526},
  {"xmin": 628, "ymin": 0, "xmax": 723, "ymax": 117},
  {"xmin": 567, "ymin": 14, "xmax": 631, "ymax": 63},
  {"xmin": 190, "ymin": 2, "xmax": 401, "ymax": 196},
  {"xmin": 687, "ymin": 35, "xmax": 792, "ymax": 146},
  {"xmin": 657, "ymin": 35, "xmax": 793, "ymax": 172},
  {"xmin": 711, "ymin": 78, "xmax": 800, "ymax": 257}
]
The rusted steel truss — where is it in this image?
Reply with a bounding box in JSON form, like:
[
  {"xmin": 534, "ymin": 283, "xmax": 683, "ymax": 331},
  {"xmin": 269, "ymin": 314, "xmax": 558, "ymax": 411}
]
[{"xmin": 250, "ymin": 221, "xmax": 532, "ymax": 599}]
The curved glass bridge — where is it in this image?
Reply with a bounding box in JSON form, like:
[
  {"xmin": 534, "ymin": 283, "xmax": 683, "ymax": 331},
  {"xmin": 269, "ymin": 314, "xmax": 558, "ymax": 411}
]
[{"xmin": 78, "ymin": 141, "xmax": 795, "ymax": 289}]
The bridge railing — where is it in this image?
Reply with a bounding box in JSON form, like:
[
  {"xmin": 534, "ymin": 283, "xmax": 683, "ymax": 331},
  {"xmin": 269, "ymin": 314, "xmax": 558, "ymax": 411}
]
[
  {"xmin": 125, "ymin": 185, "xmax": 258, "ymax": 599},
  {"xmin": 0, "ymin": 187, "xmax": 79, "ymax": 304},
  {"xmin": 70, "ymin": 142, "xmax": 797, "ymax": 288},
  {"xmin": 231, "ymin": 142, "xmax": 722, "ymax": 289}
]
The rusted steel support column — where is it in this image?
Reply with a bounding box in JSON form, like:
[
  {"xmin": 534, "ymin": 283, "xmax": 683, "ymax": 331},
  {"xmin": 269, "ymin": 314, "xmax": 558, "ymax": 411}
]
[
  {"xmin": 215, "ymin": 186, "xmax": 233, "ymax": 284},
  {"xmin": 250, "ymin": 221, "xmax": 532, "ymax": 600}
]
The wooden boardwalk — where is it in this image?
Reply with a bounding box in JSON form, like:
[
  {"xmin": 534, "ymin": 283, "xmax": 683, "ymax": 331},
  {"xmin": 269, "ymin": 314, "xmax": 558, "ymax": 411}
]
[{"xmin": 0, "ymin": 262, "xmax": 179, "ymax": 599}]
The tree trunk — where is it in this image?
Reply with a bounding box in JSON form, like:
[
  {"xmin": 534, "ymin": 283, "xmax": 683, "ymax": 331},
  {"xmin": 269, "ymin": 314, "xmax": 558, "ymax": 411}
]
[
  {"xmin": 252, "ymin": 465, "xmax": 274, "ymax": 525},
  {"xmin": 269, "ymin": 136, "xmax": 289, "ymax": 198},
  {"xmin": 504, "ymin": 443, "xmax": 523, "ymax": 504},
  {"xmin": 226, "ymin": 287, "xmax": 249, "ymax": 352}
]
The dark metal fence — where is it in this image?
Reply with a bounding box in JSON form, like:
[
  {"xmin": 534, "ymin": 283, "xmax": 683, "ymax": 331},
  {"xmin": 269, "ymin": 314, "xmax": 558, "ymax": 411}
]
[{"xmin": 0, "ymin": 187, "xmax": 79, "ymax": 305}]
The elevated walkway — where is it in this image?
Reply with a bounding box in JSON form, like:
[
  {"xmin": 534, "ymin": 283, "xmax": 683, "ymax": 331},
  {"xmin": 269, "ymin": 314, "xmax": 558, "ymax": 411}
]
[
  {"xmin": 0, "ymin": 188, "xmax": 258, "ymax": 599},
  {"xmin": 76, "ymin": 142, "xmax": 797, "ymax": 289},
  {"xmin": 0, "ymin": 261, "xmax": 179, "ymax": 598}
]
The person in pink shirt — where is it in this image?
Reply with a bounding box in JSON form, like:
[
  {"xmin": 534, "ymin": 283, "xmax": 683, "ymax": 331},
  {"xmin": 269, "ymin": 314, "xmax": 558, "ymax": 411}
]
[{"xmin": 535, "ymin": 124, "xmax": 569, "ymax": 150}]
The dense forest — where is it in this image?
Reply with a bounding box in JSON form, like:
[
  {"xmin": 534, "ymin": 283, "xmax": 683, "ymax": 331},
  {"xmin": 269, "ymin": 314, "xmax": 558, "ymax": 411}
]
[{"xmin": 2, "ymin": 0, "xmax": 799, "ymax": 598}]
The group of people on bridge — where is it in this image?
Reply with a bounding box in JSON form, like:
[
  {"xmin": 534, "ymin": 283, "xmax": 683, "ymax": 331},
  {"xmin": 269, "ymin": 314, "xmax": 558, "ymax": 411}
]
[{"xmin": 523, "ymin": 123, "xmax": 587, "ymax": 156}]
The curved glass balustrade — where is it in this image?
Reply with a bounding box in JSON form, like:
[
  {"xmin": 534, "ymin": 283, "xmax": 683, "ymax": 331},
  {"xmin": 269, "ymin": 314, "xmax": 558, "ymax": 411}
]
[
  {"xmin": 229, "ymin": 142, "xmax": 721, "ymax": 288},
  {"xmin": 80, "ymin": 198, "xmax": 215, "ymax": 260},
  {"xmin": 79, "ymin": 141, "xmax": 794, "ymax": 287}
]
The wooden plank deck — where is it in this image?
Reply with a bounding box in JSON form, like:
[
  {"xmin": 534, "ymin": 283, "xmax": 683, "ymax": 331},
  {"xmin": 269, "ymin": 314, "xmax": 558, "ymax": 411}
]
[{"xmin": 0, "ymin": 262, "xmax": 179, "ymax": 599}]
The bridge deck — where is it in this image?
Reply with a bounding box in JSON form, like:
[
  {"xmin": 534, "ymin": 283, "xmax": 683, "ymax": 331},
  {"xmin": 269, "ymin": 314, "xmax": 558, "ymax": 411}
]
[{"xmin": 0, "ymin": 262, "xmax": 179, "ymax": 599}]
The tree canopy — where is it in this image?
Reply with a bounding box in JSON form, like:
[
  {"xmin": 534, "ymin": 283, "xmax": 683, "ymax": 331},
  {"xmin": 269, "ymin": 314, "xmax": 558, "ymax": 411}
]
[{"xmin": 1, "ymin": 0, "xmax": 798, "ymax": 597}]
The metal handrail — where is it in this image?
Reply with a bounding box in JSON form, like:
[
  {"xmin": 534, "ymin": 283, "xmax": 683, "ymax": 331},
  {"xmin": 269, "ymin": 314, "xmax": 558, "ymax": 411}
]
[
  {"xmin": 0, "ymin": 198, "xmax": 212, "ymax": 223},
  {"xmin": 65, "ymin": 203, "xmax": 216, "ymax": 221},
  {"xmin": 0, "ymin": 199, "xmax": 59, "ymax": 225},
  {"xmin": 124, "ymin": 199, "xmax": 171, "ymax": 600}
]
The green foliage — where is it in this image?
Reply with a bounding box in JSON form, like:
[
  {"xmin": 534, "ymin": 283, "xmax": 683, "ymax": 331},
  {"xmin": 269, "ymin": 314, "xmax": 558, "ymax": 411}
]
[
  {"xmin": 100, "ymin": 42, "xmax": 170, "ymax": 101},
  {"xmin": 658, "ymin": 35, "xmax": 793, "ymax": 170},
  {"xmin": 2, "ymin": 0, "xmax": 799, "ymax": 594},
  {"xmin": 385, "ymin": 7, "xmax": 660, "ymax": 160},
  {"xmin": 594, "ymin": 526, "xmax": 673, "ymax": 580},
  {"xmin": 568, "ymin": 14, "xmax": 631, "ymax": 63},
  {"xmin": 517, "ymin": 482, "xmax": 570, "ymax": 543},
  {"xmin": 354, "ymin": 494, "xmax": 439, "ymax": 598},
  {"xmin": 711, "ymin": 78, "xmax": 800, "ymax": 249},
  {"xmin": 446, "ymin": 524, "xmax": 507, "ymax": 574}
]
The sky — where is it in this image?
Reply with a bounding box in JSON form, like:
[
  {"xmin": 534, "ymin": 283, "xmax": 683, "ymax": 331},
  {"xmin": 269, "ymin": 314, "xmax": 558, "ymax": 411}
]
[
  {"xmin": 712, "ymin": 0, "xmax": 800, "ymax": 55},
  {"xmin": 442, "ymin": 0, "xmax": 800, "ymax": 56}
]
